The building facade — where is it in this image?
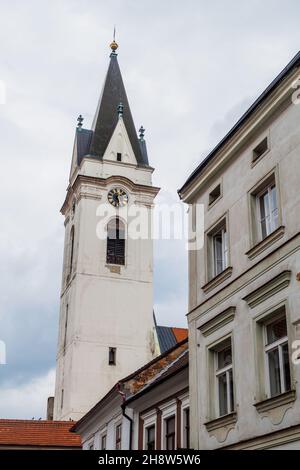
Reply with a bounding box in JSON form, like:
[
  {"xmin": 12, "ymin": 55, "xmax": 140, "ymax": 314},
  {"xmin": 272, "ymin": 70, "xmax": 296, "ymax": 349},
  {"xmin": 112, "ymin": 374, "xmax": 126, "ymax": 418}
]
[
  {"xmin": 72, "ymin": 339, "xmax": 189, "ymax": 451},
  {"xmin": 53, "ymin": 41, "xmax": 160, "ymax": 421},
  {"xmin": 179, "ymin": 52, "xmax": 300, "ymax": 449}
]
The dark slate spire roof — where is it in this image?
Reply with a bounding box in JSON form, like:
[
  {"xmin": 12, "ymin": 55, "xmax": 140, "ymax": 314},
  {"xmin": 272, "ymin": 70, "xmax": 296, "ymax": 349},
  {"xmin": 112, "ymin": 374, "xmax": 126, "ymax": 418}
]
[{"xmin": 87, "ymin": 53, "xmax": 149, "ymax": 166}]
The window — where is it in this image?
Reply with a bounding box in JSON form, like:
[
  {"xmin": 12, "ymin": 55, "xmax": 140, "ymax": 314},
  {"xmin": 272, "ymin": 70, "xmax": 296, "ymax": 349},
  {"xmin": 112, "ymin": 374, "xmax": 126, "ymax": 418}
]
[
  {"xmin": 109, "ymin": 347, "xmax": 116, "ymax": 365},
  {"xmin": 146, "ymin": 425, "xmax": 155, "ymax": 450},
  {"xmin": 264, "ymin": 315, "xmax": 291, "ymax": 397},
  {"xmin": 115, "ymin": 424, "xmax": 122, "ymax": 450},
  {"xmin": 101, "ymin": 434, "xmax": 107, "ymax": 450},
  {"xmin": 212, "ymin": 225, "xmax": 228, "ymax": 277},
  {"xmin": 165, "ymin": 416, "xmax": 175, "ymax": 450},
  {"xmin": 183, "ymin": 408, "xmax": 190, "ymax": 449},
  {"xmin": 253, "ymin": 136, "xmax": 268, "ymax": 162},
  {"xmin": 209, "ymin": 184, "xmax": 221, "ymax": 206},
  {"xmin": 106, "ymin": 218, "xmax": 125, "ymax": 265},
  {"xmin": 117, "ymin": 152, "xmax": 122, "ymax": 162},
  {"xmin": 257, "ymin": 183, "xmax": 278, "ymax": 239},
  {"xmin": 215, "ymin": 341, "xmax": 234, "ymax": 417},
  {"xmin": 61, "ymin": 389, "xmax": 64, "ymax": 409}
]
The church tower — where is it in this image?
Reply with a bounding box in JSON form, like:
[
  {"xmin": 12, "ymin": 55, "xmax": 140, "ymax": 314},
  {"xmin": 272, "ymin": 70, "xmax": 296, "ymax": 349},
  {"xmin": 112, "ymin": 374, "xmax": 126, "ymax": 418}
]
[{"xmin": 53, "ymin": 40, "xmax": 159, "ymax": 421}]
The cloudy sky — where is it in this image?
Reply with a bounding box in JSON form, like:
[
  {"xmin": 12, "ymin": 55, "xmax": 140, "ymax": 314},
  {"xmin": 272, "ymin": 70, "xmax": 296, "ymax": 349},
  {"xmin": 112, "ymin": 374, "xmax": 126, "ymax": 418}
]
[{"xmin": 0, "ymin": 0, "xmax": 299, "ymax": 419}]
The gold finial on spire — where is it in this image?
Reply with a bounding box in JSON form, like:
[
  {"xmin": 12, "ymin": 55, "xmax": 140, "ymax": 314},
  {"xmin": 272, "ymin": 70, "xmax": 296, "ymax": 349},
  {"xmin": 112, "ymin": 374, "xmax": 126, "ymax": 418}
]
[{"xmin": 110, "ymin": 26, "xmax": 118, "ymax": 54}]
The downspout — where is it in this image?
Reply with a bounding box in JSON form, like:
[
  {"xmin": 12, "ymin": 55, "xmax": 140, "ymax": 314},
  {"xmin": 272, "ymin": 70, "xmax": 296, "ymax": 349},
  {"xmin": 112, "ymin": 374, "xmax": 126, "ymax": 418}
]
[{"xmin": 117, "ymin": 382, "xmax": 133, "ymax": 450}]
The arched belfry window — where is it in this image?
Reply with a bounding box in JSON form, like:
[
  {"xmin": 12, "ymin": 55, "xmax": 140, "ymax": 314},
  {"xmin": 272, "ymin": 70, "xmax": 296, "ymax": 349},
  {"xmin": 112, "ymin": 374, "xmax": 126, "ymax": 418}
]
[{"xmin": 106, "ymin": 218, "xmax": 125, "ymax": 265}]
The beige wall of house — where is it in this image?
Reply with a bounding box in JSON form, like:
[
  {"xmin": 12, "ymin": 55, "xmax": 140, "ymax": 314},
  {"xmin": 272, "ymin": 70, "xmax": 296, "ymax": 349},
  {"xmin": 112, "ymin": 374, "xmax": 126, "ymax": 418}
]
[{"xmin": 180, "ymin": 59, "xmax": 300, "ymax": 449}]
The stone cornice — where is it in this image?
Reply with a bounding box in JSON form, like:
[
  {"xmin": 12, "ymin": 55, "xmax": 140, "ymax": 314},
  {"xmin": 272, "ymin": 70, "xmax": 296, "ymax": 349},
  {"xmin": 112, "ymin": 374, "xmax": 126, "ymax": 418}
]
[
  {"xmin": 243, "ymin": 270, "xmax": 291, "ymax": 308},
  {"xmin": 61, "ymin": 174, "xmax": 160, "ymax": 215},
  {"xmin": 187, "ymin": 232, "xmax": 300, "ymax": 323},
  {"xmin": 198, "ymin": 306, "xmax": 236, "ymax": 337}
]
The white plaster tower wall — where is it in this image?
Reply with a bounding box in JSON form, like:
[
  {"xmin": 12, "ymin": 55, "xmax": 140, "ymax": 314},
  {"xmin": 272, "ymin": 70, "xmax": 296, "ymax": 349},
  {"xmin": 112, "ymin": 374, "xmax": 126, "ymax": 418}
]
[{"xmin": 53, "ymin": 41, "xmax": 159, "ymax": 420}]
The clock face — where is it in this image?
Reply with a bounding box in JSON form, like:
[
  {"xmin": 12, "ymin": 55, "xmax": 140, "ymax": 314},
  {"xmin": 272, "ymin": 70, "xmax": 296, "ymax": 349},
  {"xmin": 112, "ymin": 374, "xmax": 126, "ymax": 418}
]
[{"xmin": 108, "ymin": 187, "xmax": 129, "ymax": 207}]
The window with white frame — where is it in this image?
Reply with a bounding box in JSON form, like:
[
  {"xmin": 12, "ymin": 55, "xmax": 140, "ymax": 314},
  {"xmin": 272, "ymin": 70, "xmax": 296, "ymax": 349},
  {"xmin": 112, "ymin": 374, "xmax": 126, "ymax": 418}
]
[
  {"xmin": 215, "ymin": 340, "xmax": 234, "ymax": 417},
  {"xmin": 211, "ymin": 224, "xmax": 228, "ymax": 277},
  {"xmin": 146, "ymin": 425, "xmax": 155, "ymax": 450},
  {"xmin": 257, "ymin": 182, "xmax": 279, "ymax": 240},
  {"xmin": 115, "ymin": 423, "xmax": 122, "ymax": 450},
  {"xmin": 264, "ymin": 314, "xmax": 291, "ymax": 397}
]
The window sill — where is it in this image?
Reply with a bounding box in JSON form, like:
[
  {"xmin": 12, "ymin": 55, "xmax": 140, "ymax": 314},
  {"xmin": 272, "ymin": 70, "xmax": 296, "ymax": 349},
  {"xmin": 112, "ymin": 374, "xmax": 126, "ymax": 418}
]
[
  {"xmin": 246, "ymin": 225, "xmax": 285, "ymax": 260},
  {"xmin": 106, "ymin": 264, "xmax": 122, "ymax": 274},
  {"xmin": 202, "ymin": 267, "xmax": 233, "ymax": 294},
  {"xmin": 204, "ymin": 412, "xmax": 237, "ymax": 432},
  {"xmin": 254, "ymin": 390, "xmax": 296, "ymax": 414}
]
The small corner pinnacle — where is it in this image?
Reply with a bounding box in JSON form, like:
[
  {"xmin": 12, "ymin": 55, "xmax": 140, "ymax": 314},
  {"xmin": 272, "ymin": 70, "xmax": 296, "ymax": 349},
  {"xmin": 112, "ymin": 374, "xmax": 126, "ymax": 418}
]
[
  {"xmin": 139, "ymin": 126, "xmax": 145, "ymax": 140},
  {"xmin": 117, "ymin": 102, "xmax": 124, "ymax": 118},
  {"xmin": 77, "ymin": 114, "xmax": 84, "ymax": 130}
]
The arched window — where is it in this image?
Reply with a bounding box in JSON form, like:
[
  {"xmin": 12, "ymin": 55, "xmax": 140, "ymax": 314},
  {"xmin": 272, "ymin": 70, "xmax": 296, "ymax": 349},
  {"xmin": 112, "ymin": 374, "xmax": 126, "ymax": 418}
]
[
  {"xmin": 106, "ymin": 218, "xmax": 125, "ymax": 265},
  {"xmin": 69, "ymin": 226, "xmax": 75, "ymax": 275}
]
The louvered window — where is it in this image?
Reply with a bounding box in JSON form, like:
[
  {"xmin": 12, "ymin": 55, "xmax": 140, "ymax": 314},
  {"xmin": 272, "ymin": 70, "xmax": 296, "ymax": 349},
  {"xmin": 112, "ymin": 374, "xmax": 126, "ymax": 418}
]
[{"xmin": 106, "ymin": 218, "xmax": 125, "ymax": 265}]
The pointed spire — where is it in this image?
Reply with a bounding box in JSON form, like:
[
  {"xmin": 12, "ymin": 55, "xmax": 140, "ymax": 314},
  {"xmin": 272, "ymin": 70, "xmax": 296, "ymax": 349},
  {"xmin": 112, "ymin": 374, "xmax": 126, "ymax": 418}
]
[{"xmin": 88, "ymin": 42, "xmax": 149, "ymax": 166}]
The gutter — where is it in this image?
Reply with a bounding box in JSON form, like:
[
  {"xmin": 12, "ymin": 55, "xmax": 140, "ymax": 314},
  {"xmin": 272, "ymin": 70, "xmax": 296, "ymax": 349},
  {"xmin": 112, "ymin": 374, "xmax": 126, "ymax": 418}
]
[{"xmin": 117, "ymin": 383, "xmax": 133, "ymax": 450}]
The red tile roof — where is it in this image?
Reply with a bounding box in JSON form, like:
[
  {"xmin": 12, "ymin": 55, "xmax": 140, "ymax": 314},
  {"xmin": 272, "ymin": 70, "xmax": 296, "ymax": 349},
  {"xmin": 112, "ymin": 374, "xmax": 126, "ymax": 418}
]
[
  {"xmin": 0, "ymin": 420, "xmax": 81, "ymax": 448},
  {"xmin": 172, "ymin": 327, "xmax": 188, "ymax": 343}
]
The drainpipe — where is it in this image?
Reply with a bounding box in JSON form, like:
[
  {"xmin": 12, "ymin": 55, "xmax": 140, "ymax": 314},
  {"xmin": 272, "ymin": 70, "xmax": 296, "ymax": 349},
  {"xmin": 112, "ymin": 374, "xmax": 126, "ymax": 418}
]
[{"xmin": 117, "ymin": 382, "xmax": 133, "ymax": 450}]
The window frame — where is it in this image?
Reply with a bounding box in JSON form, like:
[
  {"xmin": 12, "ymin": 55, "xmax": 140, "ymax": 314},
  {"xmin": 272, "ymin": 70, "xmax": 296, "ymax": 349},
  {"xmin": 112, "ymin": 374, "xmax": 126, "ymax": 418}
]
[
  {"xmin": 115, "ymin": 423, "xmax": 122, "ymax": 450},
  {"xmin": 214, "ymin": 340, "xmax": 234, "ymax": 417},
  {"xmin": 106, "ymin": 217, "xmax": 126, "ymax": 266},
  {"xmin": 263, "ymin": 314, "xmax": 291, "ymax": 398},
  {"xmin": 247, "ymin": 167, "xmax": 282, "ymax": 250},
  {"xmin": 164, "ymin": 415, "xmax": 176, "ymax": 450},
  {"xmin": 253, "ymin": 301, "xmax": 294, "ymax": 402},
  {"xmin": 252, "ymin": 135, "xmax": 269, "ymax": 164},
  {"xmin": 145, "ymin": 424, "xmax": 156, "ymax": 450},
  {"xmin": 108, "ymin": 347, "xmax": 116, "ymax": 366},
  {"xmin": 100, "ymin": 433, "xmax": 107, "ymax": 450},
  {"xmin": 205, "ymin": 214, "xmax": 230, "ymax": 282},
  {"xmin": 256, "ymin": 183, "xmax": 279, "ymax": 240},
  {"xmin": 208, "ymin": 180, "xmax": 223, "ymax": 209},
  {"xmin": 207, "ymin": 333, "xmax": 235, "ymax": 420},
  {"xmin": 142, "ymin": 409, "xmax": 157, "ymax": 450}
]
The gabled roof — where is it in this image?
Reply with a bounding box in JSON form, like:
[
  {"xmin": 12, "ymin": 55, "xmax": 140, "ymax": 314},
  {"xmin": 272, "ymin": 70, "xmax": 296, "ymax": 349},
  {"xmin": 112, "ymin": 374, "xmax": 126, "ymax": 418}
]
[
  {"xmin": 178, "ymin": 50, "xmax": 300, "ymax": 197},
  {"xmin": 0, "ymin": 420, "xmax": 81, "ymax": 448}
]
